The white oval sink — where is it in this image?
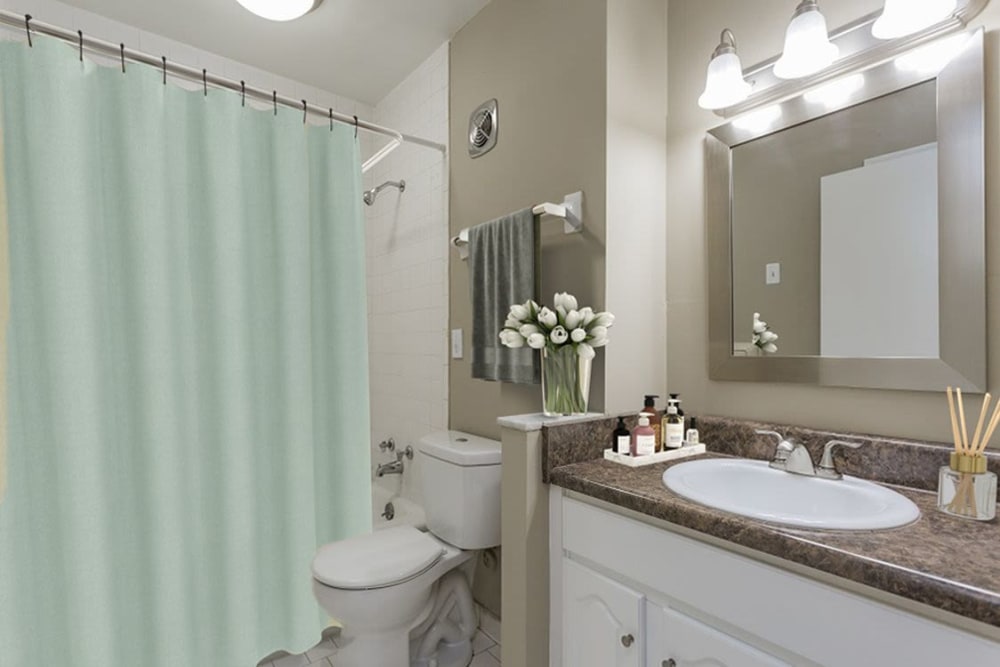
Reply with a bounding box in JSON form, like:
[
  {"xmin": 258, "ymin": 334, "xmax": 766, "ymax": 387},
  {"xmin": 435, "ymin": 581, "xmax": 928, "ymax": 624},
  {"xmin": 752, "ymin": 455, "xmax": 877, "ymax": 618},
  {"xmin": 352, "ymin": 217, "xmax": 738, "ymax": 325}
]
[{"xmin": 663, "ymin": 458, "xmax": 920, "ymax": 531}]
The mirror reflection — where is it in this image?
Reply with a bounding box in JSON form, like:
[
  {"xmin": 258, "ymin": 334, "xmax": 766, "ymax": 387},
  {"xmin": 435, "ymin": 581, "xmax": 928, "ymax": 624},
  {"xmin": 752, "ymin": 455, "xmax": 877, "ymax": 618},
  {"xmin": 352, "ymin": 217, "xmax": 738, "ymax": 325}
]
[{"xmin": 730, "ymin": 81, "xmax": 937, "ymax": 359}]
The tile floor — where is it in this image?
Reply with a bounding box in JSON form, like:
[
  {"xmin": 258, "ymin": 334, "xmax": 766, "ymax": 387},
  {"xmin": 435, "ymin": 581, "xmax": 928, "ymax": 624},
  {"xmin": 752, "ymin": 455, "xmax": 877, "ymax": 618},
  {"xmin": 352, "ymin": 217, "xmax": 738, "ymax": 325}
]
[{"xmin": 260, "ymin": 607, "xmax": 501, "ymax": 667}]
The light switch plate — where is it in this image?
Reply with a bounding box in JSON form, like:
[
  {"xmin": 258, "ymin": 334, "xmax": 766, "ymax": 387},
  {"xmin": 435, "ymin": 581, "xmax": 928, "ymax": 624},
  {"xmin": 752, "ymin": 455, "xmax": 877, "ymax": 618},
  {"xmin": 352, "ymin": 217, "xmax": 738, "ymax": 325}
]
[
  {"xmin": 766, "ymin": 263, "xmax": 781, "ymax": 285},
  {"xmin": 451, "ymin": 329, "xmax": 463, "ymax": 359}
]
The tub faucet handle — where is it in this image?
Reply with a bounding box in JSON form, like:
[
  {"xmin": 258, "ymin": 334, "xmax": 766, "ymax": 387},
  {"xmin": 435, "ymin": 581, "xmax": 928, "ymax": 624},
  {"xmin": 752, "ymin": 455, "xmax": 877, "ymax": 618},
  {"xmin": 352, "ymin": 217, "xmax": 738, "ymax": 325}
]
[{"xmin": 378, "ymin": 437, "xmax": 395, "ymax": 453}]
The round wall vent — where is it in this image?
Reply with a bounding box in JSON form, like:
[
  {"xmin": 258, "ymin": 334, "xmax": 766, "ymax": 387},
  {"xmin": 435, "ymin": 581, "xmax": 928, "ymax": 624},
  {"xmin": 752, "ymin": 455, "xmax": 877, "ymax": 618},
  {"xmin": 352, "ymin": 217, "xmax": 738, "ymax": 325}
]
[{"xmin": 468, "ymin": 99, "xmax": 498, "ymax": 158}]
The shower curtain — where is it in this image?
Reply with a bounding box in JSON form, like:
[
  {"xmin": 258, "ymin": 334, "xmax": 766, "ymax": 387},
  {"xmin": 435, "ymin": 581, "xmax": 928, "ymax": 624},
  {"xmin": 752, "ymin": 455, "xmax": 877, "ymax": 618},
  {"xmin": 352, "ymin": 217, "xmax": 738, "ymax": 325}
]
[{"xmin": 0, "ymin": 36, "xmax": 372, "ymax": 666}]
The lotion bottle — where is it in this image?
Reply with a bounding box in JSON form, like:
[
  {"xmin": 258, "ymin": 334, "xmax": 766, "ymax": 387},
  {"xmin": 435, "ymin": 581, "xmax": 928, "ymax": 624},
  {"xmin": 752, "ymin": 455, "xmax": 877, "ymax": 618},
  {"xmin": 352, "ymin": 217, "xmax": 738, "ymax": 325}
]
[
  {"xmin": 641, "ymin": 395, "xmax": 662, "ymax": 451},
  {"xmin": 632, "ymin": 413, "xmax": 656, "ymax": 457},
  {"xmin": 612, "ymin": 416, "xmax": 631, "ymax": 455},
  {"xmin": 663, "ymin": 403, "xmax": 684, "ymax": 449}
]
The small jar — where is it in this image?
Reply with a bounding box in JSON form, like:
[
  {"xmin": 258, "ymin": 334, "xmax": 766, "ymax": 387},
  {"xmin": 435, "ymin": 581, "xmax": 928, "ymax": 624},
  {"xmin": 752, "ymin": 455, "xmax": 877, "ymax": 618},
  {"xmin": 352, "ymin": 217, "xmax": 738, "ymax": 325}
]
[{"xmin": 937, "ymin": 454, "xmax": 997, "ymax": 522}]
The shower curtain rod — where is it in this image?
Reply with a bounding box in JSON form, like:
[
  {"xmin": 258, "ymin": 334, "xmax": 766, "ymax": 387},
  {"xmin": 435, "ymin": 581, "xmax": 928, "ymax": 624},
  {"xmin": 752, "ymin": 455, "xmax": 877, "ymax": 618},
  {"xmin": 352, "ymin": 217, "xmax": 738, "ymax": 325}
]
[{"xmin": 0, "ymin": 11, "xmax": 446, "ymax": 172}]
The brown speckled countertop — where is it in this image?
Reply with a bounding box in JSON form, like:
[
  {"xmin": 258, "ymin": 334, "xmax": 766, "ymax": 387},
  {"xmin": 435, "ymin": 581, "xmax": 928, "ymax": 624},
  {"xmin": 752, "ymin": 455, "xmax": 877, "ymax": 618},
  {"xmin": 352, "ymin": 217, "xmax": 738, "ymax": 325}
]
[{"xmin": 547, "ymin": 416, "xmax": 1000, "ymax": 630}]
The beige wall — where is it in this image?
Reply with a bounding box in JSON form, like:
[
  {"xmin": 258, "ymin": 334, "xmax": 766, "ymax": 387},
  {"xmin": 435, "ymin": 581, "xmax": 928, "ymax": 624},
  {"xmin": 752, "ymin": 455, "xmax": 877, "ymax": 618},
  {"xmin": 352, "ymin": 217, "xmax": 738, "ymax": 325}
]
[
  {"xmin": 731, "ymin": 82, "xmax": 936, "ymax": 356},
  {"xmin": 449, "ymin": 0, "xmax": 609, "ymax": 439},
  {"xmin": 667, "ymin": 0, "xmax": 1000, "ymax": 446}
]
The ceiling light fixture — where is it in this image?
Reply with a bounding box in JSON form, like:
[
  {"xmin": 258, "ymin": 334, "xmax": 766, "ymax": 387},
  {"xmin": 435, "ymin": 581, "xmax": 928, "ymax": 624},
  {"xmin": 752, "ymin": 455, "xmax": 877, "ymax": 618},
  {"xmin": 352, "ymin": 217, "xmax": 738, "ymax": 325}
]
[
  {"xmin": 236, "ymin": 0, "xmax": 322, "ymax": 22},
  {"xmin": 873, "ymin": 0, "xmax": 958, "ymax": 40},
  {"xmin": 698, "ymin": 29, "xmax": 753, "ymax": 110},
  {"xmin": 773, "ymin": 0, "xmax": 839, "ymax": 80}
]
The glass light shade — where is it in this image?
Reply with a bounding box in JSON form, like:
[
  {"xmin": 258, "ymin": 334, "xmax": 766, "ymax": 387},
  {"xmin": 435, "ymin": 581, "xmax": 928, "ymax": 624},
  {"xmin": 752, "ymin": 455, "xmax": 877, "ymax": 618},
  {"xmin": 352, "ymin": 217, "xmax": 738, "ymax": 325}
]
[
  {"xmin": 698, "ymin": 51, "xmax": 752, "ymax": 110},
  {"xmin": 773, "ymin": 4, "xmax": 839, "ymax": 79},
  {"xmin": 873, "ymin": 0, "xmax": 958, "ymax": 39},
  {"xmin": 236, "ymin": 0, "xmax": 320, "ymax": 21}
]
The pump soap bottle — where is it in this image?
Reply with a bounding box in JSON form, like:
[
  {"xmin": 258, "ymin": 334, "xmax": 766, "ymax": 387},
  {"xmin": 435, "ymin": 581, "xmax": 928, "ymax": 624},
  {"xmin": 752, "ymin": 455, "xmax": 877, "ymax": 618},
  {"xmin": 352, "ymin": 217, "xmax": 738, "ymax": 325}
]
[
  {"xmin": 632, "ymin": 414, "xmax": 656, "ymax": 457},
  {"xmin": 640, "ymin": 395, "xmax": 661, "ymax": 451},
  {"xmin": 663, "ymin": 402, "xmax": 684, "ymax": 449},
  {"xmin": 612, "ymin": 416, "xmax": 631, "ymax": 455}
]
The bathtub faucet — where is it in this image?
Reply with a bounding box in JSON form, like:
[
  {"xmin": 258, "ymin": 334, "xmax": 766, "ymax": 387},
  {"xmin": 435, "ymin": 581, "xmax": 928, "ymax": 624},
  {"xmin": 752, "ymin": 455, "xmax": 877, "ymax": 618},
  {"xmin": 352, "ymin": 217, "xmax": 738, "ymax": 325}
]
[{"xmin": 376, "ymin": 445, "xmax": 413, "ymax": 477}]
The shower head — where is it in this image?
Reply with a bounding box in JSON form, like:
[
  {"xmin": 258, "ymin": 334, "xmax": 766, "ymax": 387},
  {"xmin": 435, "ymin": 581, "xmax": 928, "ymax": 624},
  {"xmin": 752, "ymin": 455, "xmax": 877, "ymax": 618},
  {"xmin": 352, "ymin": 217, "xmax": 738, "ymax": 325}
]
[{"xmin": 363, "ymin": 179, "xmax": 406, "ymax": 206}]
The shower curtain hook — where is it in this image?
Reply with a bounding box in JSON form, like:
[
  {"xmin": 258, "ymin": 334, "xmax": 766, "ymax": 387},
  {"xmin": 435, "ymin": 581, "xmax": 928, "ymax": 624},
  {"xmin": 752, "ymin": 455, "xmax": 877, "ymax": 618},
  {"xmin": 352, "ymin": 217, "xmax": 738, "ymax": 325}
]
[
  {"xmin": 329, "ymin": 108, "xmax": 333, "ymax": 131},
  {"xmin": 241, "ymin": 81, "xmax": 246, "ymax": 107},
  {"xmin": 202, "ymin": 69, "xmax": 207, "ymax": 97},
  {"xmin": 161, "ymin": 57, "xmax": 167, "ymax": 85},
  {"xmin": 273, "ymin": 91, "xmax": 277, "ymax": 116},
  {"xmin": 24, "ymin": 15, "xmax": 32, "ymax": 48},
  {"xmin": 78, "ymin": 30, "xmax": 83, "ymax": 61},
  {"xmin": 302, "ymin": 100, "xmax": 308, "ymax": 124},
  {"xmin": 353, "ymin": 115, "xmax": 358, "ymax": 139},
  {"xmin": 120, "ymin": 43, "xmax": 125, "ymax": 73}
]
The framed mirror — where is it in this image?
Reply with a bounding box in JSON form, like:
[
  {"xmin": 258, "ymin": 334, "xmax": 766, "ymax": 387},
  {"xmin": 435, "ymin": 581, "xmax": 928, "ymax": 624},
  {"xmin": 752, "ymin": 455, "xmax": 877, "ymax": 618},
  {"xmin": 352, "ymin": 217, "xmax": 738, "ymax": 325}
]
[{"xmin": 707, "ymin": 29, "xmax": 985, "ymax": 392}]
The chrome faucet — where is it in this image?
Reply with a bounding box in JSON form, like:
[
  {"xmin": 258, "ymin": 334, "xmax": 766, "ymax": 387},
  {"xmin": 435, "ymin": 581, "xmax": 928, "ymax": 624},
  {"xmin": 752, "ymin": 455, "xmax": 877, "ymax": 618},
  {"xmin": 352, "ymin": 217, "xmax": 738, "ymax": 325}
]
[
  {"xmin": 375, "ymin": 444, "xmax": 413, "ymax": 478},
  {"xmin": 755, "ymin": 430, "xmax": 862, "ymax": 480}
]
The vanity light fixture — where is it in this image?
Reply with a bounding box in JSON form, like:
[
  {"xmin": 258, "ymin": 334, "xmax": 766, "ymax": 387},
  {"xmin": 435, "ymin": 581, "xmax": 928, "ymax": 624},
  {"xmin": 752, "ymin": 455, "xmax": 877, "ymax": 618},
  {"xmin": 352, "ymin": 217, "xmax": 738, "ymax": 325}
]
[
  {"xmin": 873, "ymin": 0, "xmax": 958, "ymax": 39},
  {"xmin": 773, "ymin": 0, "xmax": 839, "ymax": 80},
  {"xmin": 895, "ymin": 33, "xmax": 969, "ymax": 73},
  {"xmin": 803, "ymin": 74, "xmax": 864, "ymax": 107},
  {"xmin": 236, "ymin": 0, "xmax": 322, "ymax": 22},
  {"xmin": 732, "ymin": 105, "xmax": 783, "ymax": 133},
  {"xmin": 698, "ymin": 29, "xmax": 753, "ymax": 110}
]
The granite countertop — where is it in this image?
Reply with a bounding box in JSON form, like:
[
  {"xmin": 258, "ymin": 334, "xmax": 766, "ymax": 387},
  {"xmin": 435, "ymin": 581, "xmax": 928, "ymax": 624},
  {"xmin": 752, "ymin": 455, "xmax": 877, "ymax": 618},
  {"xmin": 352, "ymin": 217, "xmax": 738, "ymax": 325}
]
[{"xmin": 550, "ymin": 453, "xmax": 1000, "ymax": 629}]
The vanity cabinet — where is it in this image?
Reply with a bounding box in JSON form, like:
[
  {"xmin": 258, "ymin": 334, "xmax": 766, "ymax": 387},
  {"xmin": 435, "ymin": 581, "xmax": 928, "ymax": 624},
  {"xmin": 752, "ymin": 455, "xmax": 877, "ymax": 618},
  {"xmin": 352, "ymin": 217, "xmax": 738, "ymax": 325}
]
[{"xmin": 550, "ymin": 489, "xmax": 1000, "ymax": 667}]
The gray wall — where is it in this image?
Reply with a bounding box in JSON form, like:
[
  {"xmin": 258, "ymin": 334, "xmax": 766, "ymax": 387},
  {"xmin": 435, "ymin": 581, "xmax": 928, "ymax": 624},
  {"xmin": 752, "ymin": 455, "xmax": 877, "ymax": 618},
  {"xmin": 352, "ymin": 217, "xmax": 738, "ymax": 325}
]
[
  {"xmin": 667, "ymin": 0, "xmax": 1000, "ymax": 446},
  {"xmin": 449, "ymin": 0, "xmax": 609, "ymax": 439}
]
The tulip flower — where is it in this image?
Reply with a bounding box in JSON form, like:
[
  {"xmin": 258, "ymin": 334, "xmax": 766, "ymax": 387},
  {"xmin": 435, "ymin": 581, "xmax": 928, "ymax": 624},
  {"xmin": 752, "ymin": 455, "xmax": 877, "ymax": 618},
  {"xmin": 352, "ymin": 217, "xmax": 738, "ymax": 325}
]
[
  {"xmin": 576, "ymin": 343, "xmax": 595, "ymax": 360},
  {"xmin": 527, "ymin": 333, "xmax": 546, "ymax": 349},
  {"xmin": 550, "ymin": 326, "xmax": 569, "ymax": 345},
  {"xmin": 510, "ymin": 304, "xmax": 529, "ymax": 320},
  {"xmin": 538, "ymin": 307, "xmax": 558, "ymax": 328},
  {"xmin": 579, "ymin": 307, "xmax": 596, "ymax": 326},
  {"xmin": 593, "ymin": 312, "xmax": 615, "ymax": 328},
  {"xmin": 519, "ymin": 323, "xmax": 541, "ymax": 338},
  {"xmin": 570, "ymin": 327, "xmax": 587, "ymax": 343}
]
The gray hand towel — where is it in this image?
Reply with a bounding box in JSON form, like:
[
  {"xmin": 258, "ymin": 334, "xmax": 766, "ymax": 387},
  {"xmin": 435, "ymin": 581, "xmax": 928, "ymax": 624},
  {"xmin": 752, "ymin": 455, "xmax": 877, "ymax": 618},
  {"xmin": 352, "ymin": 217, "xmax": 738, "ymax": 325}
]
[{"xmin": 468, "ymin": 208, "xmax": 540, "ymax": 384}]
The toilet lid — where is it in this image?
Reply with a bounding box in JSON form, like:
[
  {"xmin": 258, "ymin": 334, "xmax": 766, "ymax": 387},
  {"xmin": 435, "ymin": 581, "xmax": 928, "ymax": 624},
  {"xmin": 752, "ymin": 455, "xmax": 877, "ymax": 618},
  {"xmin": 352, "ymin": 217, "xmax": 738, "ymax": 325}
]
[{"xmin": 312, "ymin": 525, "xmax": 445, "ymax": 590}]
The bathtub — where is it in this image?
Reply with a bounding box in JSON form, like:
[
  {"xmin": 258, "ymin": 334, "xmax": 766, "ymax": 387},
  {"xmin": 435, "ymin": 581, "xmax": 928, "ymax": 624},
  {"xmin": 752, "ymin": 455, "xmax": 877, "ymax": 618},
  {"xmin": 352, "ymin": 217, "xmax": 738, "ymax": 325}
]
[{"xmin": 372, "ymin": 482, "xmax": 426, "ymax": 531}]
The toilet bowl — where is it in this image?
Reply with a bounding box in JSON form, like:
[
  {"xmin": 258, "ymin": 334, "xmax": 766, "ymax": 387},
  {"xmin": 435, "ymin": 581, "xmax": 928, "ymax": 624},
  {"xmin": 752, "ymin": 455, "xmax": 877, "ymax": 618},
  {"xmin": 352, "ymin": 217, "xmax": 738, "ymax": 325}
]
[{"xmin": 311, "ymin": 430, "xmax": 501, "ymax": 667}]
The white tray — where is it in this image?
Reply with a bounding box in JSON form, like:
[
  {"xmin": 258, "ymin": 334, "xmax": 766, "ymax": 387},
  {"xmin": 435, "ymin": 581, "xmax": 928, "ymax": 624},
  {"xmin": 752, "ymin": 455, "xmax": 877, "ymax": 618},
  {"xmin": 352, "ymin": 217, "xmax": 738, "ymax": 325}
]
[{"xmin": 603, "ymin": 443, "xmax": 706, "ymax": 467}]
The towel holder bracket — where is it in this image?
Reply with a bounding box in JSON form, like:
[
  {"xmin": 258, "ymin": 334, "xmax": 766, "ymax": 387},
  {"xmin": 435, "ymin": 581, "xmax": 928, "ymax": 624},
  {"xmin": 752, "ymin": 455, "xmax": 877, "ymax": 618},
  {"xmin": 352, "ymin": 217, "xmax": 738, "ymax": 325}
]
[{"xmin": 532, "ymin": 191, "xmax": 583, "ymax": 234}]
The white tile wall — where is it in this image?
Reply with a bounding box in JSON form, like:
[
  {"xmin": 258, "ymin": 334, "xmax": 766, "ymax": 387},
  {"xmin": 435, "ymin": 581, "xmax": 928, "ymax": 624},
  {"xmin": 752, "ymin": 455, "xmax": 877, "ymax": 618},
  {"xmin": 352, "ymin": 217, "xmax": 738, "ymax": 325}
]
[{"xmin": 365, "ymin": 43, "xmax": 450, "ymax": 504}]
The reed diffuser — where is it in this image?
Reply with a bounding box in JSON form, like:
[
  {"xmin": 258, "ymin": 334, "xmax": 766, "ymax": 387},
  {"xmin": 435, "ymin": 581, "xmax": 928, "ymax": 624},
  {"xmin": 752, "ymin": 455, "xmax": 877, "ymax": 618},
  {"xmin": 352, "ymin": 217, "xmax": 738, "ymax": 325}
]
[{"xmin": 940, "ymin": 387, "xmax": 997, "ymax": 521}]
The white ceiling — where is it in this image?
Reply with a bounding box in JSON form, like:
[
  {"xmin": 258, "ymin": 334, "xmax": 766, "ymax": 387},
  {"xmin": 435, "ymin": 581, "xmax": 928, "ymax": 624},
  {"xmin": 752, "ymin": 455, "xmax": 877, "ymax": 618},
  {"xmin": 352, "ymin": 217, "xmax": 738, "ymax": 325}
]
[{"xmin": 57, "ymin": 0, "xmax": 490, "ymax": 104}]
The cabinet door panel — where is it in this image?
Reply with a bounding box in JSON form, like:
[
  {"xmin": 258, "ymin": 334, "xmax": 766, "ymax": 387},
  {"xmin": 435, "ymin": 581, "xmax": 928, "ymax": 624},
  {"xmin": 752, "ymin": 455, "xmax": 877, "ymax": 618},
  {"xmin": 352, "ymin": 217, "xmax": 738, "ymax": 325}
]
[
  {"xmin": 563, "ymin": 558, "xmax": 644, "ymax": 667},
  {"xmin": 648, "ymin": 602, "xmax": 791, "ymax": 667}
]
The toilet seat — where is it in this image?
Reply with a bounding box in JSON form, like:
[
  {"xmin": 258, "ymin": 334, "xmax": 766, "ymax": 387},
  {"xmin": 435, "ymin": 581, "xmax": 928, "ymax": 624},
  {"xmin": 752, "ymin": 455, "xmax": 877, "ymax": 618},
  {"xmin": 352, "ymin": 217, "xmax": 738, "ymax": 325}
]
[{"xmin": 312, "ymin": 525, "xmax": 445, "ymax": 590}]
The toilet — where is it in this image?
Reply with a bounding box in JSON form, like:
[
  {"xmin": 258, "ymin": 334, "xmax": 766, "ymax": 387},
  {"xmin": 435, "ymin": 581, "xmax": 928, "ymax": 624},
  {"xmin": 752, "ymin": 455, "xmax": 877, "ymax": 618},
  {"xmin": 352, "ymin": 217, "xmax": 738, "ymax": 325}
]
[{"xmin": 312, "ymin": 430, "xmax": 501, "ymax": 667}]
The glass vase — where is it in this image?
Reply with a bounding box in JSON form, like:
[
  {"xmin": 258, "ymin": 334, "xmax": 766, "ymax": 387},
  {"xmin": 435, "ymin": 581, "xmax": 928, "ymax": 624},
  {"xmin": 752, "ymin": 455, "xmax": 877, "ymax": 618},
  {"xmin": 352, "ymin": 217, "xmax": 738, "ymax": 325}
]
[{"xmin": 541, "ymin": 345, "xmax": 592, "ymax": 416}]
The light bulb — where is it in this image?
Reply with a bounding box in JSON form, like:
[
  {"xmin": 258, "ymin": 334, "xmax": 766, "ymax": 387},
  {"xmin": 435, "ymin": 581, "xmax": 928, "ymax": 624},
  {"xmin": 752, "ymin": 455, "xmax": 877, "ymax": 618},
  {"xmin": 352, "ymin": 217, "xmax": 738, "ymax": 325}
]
[
  {"xmin": 236, "ymin": 0, "xmax": 321, "ymax": 22},
  {"xmin": 698, "ymin": 30, "xmax": 753, "ymax": 110},
  {"xmin": 773, "ymin": 0, "xmax": 839, "ymax": 80},
  {"xmin": 873, "ymin": 0, "xmax": 958, "ymax": 40}
]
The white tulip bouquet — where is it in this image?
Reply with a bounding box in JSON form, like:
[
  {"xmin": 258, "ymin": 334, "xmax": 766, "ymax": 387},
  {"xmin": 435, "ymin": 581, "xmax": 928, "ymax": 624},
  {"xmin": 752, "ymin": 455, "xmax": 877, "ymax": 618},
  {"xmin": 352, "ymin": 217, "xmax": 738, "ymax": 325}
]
[
  {"xmin": 499, "ymin": 292, "xmax": 614, "ymax": 415},
  {"xmin": 753, "ymin": 312, "xmax": 779, "ymax": 354}
]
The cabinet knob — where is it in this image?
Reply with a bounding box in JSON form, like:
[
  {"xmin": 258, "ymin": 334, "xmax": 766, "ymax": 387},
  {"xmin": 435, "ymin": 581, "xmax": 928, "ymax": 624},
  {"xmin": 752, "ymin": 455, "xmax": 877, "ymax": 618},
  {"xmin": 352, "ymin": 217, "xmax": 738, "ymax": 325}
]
[
  {"xmin": 620, "ymin": 633, "xmax": 634, "ymax": 648},
  {"xmin": 662, "ymin": 660, "xmax": 676, "ymax": 667}
]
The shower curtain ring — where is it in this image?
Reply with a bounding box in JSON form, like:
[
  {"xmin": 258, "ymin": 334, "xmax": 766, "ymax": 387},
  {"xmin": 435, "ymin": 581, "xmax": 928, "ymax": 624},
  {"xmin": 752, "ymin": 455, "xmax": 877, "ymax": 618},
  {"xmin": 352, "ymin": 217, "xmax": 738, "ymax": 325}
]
[
  {"xmin": 302, "ymin": 100, "xmax": 307, "ymax": 124},
  {"xmin": 120, "ymin": 43, "xmax": 125, "ymax": 73},
  {"xmin": 329, "ymin": 108, "xmax": 333, "ymax": 131},
  {"xmin": 354, "ymin": 115, "xmax": 358, "ymax": 138},
  {"xmin": 78, "ymin": 30, "xmax": 83, "ymax": 61},
  {"xmin": 203, "ymin": 69, "xmax": 207, "ymax": 96},
  {"xmin": 161, "ymin": 56, "xmax": 167, "ymax": 85},
  {"xmin": 24, "ymin": 14, "xmax": 32, "ymax": 48},
  {"xmin": 241, "ymin": 81, "xmax": 246, "ymax": 107},
  {"xmin": 273, "ymin": 91, "xmax": 277, "ymax": 115}
]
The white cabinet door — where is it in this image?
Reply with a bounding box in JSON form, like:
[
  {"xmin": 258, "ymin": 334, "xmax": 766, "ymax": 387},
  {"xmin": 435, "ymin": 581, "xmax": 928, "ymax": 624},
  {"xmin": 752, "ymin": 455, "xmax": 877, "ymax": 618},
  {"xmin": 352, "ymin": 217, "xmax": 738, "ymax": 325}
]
[
  {"xmin": 647, "ymin": 601, "xmax": 792, "ymax": 667},
  {"xmin": 563, "ymin": 558, "xmax": 644, "ymax": 667}
]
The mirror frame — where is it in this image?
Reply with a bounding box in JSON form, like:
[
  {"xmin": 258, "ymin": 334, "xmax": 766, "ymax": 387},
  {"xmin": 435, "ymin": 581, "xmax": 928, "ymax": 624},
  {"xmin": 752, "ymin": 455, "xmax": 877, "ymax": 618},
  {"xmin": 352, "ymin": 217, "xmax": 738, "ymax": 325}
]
[{"xmin": 707, "ymin": 29, "xmax": 985, "ymax": 392}]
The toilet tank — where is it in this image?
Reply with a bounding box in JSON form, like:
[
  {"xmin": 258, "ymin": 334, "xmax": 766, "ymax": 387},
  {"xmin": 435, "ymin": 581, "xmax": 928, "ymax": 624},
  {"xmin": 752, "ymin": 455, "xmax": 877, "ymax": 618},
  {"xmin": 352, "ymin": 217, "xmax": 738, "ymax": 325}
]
[{"xmin": 418, "ymin": 431, "xmax": 501, "ymax": 549}]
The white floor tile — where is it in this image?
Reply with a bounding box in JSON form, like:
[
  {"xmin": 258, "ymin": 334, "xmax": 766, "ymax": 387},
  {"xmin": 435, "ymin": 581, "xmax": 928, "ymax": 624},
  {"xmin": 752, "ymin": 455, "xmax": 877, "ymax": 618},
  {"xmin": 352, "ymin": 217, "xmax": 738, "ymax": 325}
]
[
  {"xmin": 271, "ymin": 652, "xmax": 310, "ymax": 667},
  {"xmin": 305, "ymin": 638, "xmax": 338, "ymax": 662},
  {"xmin": 470, "ymin": 650, "xmax": 501, "ymax": 667},
  {"xmin": 472, "ymin": 629, "xmax": 496, "ymax": 655},
  {"xmin": 479, "ymin": 608, "xmax": 501, "ymax": 644},
  {"xmin": 488, "ymin": 644, "xmax": 501, "ymax": 662}
]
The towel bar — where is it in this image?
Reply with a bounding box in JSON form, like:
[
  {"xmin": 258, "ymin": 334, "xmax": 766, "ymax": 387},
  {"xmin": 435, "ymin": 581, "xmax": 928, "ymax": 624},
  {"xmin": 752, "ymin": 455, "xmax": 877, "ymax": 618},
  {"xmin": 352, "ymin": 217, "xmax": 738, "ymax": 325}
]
[{"xmin": 451, "ymin": 191, "xmax": 583, "ymax": 260}]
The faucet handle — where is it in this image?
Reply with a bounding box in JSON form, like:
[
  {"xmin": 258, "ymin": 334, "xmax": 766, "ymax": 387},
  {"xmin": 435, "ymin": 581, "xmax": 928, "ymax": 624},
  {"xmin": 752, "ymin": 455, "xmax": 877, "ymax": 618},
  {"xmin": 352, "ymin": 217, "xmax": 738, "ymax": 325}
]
[
  {"xmin": 378, "ymin": 437, "xmax": 396, "ymax": 453},
  {"xmin": 817, "ymin": 440, "xmax": 862, "ymax": 479},
  {"xmin": 756, "ymin": 429, "xmax": 795, "ymax": 459}
]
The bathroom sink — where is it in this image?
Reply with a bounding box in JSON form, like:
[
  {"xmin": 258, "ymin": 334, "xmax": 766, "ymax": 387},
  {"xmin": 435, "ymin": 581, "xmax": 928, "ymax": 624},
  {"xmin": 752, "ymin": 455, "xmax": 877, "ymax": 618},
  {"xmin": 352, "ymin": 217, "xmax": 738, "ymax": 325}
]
[{"xmin": 662, "ymin": 458, "xmax": 920, "ymax": 531}]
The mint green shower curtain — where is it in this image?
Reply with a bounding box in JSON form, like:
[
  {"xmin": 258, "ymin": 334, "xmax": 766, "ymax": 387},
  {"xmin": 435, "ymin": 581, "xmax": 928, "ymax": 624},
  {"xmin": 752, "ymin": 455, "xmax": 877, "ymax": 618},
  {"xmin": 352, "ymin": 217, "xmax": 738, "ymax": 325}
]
[{"xmin": 0, "ymin": 37, "xmax": 372, "ymax": 666}]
